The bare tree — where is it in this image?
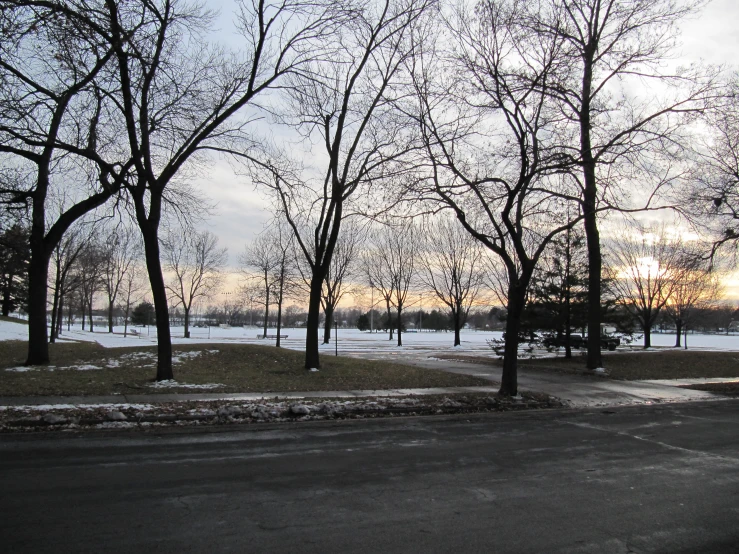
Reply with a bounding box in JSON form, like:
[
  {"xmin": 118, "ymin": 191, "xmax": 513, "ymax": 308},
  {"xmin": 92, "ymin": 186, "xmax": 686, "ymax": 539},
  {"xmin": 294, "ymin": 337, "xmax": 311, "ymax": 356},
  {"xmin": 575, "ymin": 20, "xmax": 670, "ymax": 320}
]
[
  {"xmin": 0, "ymin": 2, "xmax": 125, "ymax": 364},
  {"xmin": 163, "ymin": 229, "xmax": 227, "ymax": 339},
  {"xmin": 297, "ymin": 222, "xmax": 364, "ymax": 344},
  {"xmin": 241, "ymin": 233, "xmax": 280, "ymax": 339},
  {"xmin": 61, "ymin": 0, "xmax": 341, "ymax": 380},
  {"xmin": 664, "ymin": 252, "xmax": 723, "ymax": 348},
  {"xmin": 76, "ymin": 238, "xmax": 105, "ymax": 332},
  {"xmin": 529, "ymin": 0, "xmax": 721, "ymax": 369},
  {"xmin": 101, "ymin": 225, "xmax": 140, "ymax": 333},
  {"xmin": 117, "ymin": 262, "xmax": 146, "ymax": 338},
  {"xmin": 320, "ymin": 224, "xmax": 363, "ymax": 344},
  {"xmin": 606, "ymin": 224, "xmax": 692, "ymax": 348},
  {"xmin": 364, "ymin": 245, "xmax": 397, "ymax": 342},
  {"xmin": 408, "ymin": 0, "xmax": 583, "ymax": 394},
  {"xmin": 246, "ymin": 0, "xmax": 434, "ymax": 369},
  {"xmin": 49, "ymin": 228, "xmax": 87, "ymax": 342},
  {"xmin": 420, "ymin": 215, "xmax": 484, "ymax": 346},
  {"xmin": 368, "ymin": 222, "xmax": 419, "ymax": 347},
  {"xmin": 688, "ymin": 75, "xmax": 739, "ymax": 253}
]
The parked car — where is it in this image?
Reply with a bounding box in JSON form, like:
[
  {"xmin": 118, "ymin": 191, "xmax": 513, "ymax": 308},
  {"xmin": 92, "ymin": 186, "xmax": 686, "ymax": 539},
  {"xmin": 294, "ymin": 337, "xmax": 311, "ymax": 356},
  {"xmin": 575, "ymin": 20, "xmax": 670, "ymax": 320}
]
[
  {"xmin": 543, "ymin": 332, "xmax": 620, "ymax": 351},
  {"xmin": 542, "ymin": 333, "xmax": 585, "ymax": 349}
]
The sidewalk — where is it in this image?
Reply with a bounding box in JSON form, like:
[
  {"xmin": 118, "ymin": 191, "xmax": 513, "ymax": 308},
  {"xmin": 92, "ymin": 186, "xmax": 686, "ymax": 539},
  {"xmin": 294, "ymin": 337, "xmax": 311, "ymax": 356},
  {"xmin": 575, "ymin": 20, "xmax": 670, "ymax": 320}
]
[{"xmin": 389, "ymin": 357, "xmax": 730, "ymax": 408}]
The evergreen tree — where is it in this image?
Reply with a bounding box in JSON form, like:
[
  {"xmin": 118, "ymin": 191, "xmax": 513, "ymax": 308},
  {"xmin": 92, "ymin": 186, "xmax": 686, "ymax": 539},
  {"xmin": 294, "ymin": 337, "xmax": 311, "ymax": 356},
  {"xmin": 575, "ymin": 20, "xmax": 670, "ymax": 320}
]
[
  {"xmin": 0, "ymin": 224, "xmax": 30, "ymax": 316},
  {"xmin": 131, "ymin": 301, "xmax": 155, "ymax": 326},
  {"xmin": 524, "ymin": 227, "xmax": 589, "ymax": 357}
]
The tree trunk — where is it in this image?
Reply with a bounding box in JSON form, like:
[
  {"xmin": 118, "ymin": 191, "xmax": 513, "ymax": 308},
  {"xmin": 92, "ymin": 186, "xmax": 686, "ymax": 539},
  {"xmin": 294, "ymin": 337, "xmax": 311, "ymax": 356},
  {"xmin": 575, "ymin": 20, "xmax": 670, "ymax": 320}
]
[
  {"xmin": 564, "ymin": 228, "xmax": 573, "ymax": 359},
  {"xmin": 580, "ymin": 47, "xmax": 603, "ymax": 370},
  {"xmin": 643, "ymin": 323, "xmax": 652, "ymax": 349},
  {"xmin": 25, "ymin": 246, "xmax": 51, "ymax": 365},
  {"xmin": 396, "ymin": 306, "xmax": 403, "ymax": 347},
  {"xmin": 88, "ymin": 294, "xmax": 94, "ymax": 332},
  {"xmin": 56, "ymin": 294, "xmax": 64, "ymax": 339},
  {"xmin": 500, "ymin": 283, "xmax": 525, "ymax": 396},
  {"xmin": 386, "ymin": 301, "xmax": 393, "ymax": 340},
  {"xmin": 108, "ymin": 300, "xmax": 114, "ymax": 333},
  {"xmin": 452, "ymin": 308, "xmax": 462, "ymax": 346},
  {"xmin": 49, "ymin": 265, "xmax": 61, "ymax": 344},
  {"xmin": 1, "ymin": 281, "xmax": 11, "ymax": 316},
  {"xmin": 262, "ymin": 281, "xmax": 270, "ymax": 338},
  {"xmin": 304, "ymin": 273, "xmax": 324, "ymax": 369},
  {"xmin": 323, "ymin": 305, "xmax": 333, "ymax": 344},
  {"xmin": 141, "ymin": 223, "xmax": 173, "ymax": 381},
  {"xmin": 674, "ymin": 319, "xmax": 682, "ymax": 347},
  {"xmin": 184, "ymin": 306, "xmax": 190, "ymax": 339},
  {"xmin": 276, "ymin": 275, "xmax": 284, "ymax": 348}
]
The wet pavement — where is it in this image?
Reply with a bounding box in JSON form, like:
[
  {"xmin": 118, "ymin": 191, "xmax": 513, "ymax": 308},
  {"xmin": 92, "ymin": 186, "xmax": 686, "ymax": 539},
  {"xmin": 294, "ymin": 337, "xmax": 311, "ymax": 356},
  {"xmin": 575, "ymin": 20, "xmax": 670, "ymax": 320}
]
[{"xmin": 2, "ymin": 401, "xmax": 738, "ymax": 553}]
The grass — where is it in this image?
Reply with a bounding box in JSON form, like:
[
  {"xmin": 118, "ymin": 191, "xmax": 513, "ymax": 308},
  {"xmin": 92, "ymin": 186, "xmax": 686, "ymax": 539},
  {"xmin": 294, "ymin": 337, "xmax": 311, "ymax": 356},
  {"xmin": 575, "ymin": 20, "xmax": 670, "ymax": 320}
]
[
  {"xmin": 680, "ymin": 382, "xmax": 739, "ymax": 395},
  {"xmin": 0, "ymin": 315, "xmax": 27, "ymax": 324},
  {"xmin": 0, "ymin": 341, "xmax": 490, "ymax": 397},
  {"xmin": 436, "ymin": 349, "xmax": 739, "ymax": 381},
  {"xmin": 525, "ymin": 350, "xmax": 739, "ymax": 380}
]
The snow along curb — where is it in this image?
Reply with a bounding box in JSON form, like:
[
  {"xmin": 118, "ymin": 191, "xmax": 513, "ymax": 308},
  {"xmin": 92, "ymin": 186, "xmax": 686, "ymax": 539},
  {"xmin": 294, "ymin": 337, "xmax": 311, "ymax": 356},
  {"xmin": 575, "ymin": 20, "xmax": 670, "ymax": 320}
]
[{"xmin": 1, "ymin": 393, "xmax": 564, "ymax": 432}]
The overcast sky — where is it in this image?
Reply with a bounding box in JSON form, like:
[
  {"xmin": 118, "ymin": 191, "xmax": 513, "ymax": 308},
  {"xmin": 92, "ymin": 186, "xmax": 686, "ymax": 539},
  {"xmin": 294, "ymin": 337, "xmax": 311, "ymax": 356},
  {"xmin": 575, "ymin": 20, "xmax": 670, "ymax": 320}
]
[{"xmin": 197, "ymin": 0, "xmax": 739, "ymax": 292}]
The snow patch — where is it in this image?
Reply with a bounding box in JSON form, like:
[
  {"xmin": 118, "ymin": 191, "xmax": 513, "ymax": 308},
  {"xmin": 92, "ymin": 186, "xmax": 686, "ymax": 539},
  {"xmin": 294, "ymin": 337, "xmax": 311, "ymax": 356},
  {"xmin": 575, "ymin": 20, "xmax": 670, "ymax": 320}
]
[
  {"xmin": 63, "ymin": 364, "xmax": 102, "ymax": 371},
  {"xmin": 309, "ymin": 368, "xmax": 319, "ymax": 372},
  {"xmin": 148, "ymin": 380, "xmax": 225, "ymax": 390}
]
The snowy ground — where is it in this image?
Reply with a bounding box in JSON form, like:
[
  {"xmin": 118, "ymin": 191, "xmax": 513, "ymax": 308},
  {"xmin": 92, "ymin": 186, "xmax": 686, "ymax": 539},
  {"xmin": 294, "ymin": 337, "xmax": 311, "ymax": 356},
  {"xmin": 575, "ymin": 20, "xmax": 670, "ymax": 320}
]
[{"xmin": 1, "ymin": 318, "xmax": 738, "ymax": 356}]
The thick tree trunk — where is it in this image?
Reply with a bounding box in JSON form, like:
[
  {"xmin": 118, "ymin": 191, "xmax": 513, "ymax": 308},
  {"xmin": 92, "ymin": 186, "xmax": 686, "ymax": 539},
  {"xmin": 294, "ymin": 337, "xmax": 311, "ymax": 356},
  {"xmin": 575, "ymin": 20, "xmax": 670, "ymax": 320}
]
[
  {"xmin": 26, "ymin": 247, "xmax": 51, "ymax": 365},
  {"xmin": 386, "ymin": 302, "xmax": 393, "ymax": 340},
  {"xmin": 643, "ymin": 323, "xmax": 652, "ymax": 349},
  {"xmin": 323, "ymin": 306, "xmax": 333, "ymax": 344},
  {"xmin": 501, "ymin": 284, "xmax": 525, "ymax": 396},
  {"xmin": 184, "ymin": 306, "xmax": 190, "ymax": 338},
  {"xmin": 674, "ymin": 319, "xmax": 683, "ymax": 347},
  {"xmin": 141, "ymin": 224, "xmax": 173, "ymax": 381},
  {"xmin": 88, "ymin": 296, "xmax": 94, "ymax": 332},
  {"xmin": 304, "ymin": 273, "xmax": 324, "ymax": 369},
  {"xmin": 580, "ymin": 48, "xmax": 603, "ymax": 370},
  {"xmin": 583, "ymin": 188, "xmax": 602, "ymax": 368}
]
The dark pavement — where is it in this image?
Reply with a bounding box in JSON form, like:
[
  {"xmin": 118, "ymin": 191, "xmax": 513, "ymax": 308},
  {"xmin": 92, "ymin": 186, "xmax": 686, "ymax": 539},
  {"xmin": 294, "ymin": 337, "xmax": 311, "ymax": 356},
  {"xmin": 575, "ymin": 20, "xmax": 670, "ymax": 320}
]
[{"xmin": 2, "ymin": 401, "xmax": 738, "ymax": 553}]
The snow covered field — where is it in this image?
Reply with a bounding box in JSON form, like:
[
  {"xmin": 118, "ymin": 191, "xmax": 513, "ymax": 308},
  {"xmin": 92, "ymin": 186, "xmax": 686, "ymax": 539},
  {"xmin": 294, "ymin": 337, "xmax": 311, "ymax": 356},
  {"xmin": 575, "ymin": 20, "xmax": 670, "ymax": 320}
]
[{"xmin": 1, "ymin": 318, "xmax": 738, "ymax": 355}]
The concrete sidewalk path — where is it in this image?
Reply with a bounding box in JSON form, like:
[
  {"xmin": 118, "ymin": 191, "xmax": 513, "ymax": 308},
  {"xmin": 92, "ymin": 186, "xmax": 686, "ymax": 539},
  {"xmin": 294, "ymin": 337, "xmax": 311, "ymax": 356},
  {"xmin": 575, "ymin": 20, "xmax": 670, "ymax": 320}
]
[{"xmin": 381, "ymin": 356, "xmax": 729, "ymax": 408}]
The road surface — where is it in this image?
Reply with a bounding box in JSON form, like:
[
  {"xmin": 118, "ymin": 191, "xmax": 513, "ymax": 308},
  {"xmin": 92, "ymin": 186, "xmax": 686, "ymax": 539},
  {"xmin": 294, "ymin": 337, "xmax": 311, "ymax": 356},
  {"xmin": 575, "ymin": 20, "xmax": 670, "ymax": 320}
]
[{"xmin": 2, "ymin": 401, "xmax": 738, "ymax": 553}]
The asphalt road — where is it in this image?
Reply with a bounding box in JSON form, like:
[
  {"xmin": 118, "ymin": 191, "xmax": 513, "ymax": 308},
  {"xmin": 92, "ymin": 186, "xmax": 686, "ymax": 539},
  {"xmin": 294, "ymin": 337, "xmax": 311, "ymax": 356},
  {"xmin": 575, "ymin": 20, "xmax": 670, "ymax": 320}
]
[{"xmin": 2, "ymin": 401, "xmax": 738, "ymax": 554}]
